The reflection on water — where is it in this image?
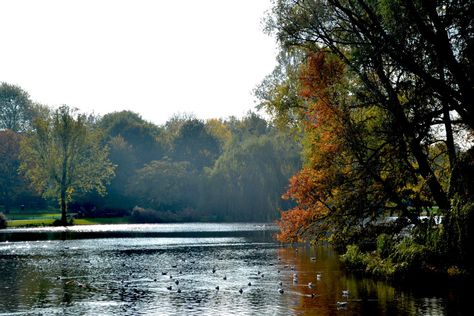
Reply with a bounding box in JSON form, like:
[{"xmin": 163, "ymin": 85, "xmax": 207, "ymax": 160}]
[{"xmin": 0, "ymin": 223, "xmax": 471, "ymax": 315}]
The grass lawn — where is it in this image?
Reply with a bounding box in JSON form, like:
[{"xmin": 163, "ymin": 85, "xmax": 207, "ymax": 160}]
[
  {"xmin": 7, "ymin": 219, "xmax": 56, "ymax": 228},
  {"xmin": 74, "ymin": 217, "xmax": 131, "ymax": 225},
  {"xmin": 4, "ymin": 211, "xmax": 131, "ymax": 228}
]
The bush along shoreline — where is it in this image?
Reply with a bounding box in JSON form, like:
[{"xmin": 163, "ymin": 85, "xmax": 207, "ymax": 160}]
[{"xmin": 340, "ymin": 201, "xmax": 474, "ymax": 282}]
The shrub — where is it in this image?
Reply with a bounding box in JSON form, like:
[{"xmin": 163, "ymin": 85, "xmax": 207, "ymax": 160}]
[
  {"xmin": 0, "ymin": 212, "xmax": 7, "ymax": 229},
  {"xmin": 376, "ymin": 233, "xmax": 393, "ymax": 258},
  {"xmin": 341, "ymin": 245, "xmax": 368, "ymax": 271},
  {"xmin": 391, "ymin": 237, "xmax": 429, "ymax": 269}
]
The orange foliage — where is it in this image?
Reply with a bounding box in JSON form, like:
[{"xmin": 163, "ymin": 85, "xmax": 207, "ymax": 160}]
[
  {"xmin": 276, "ymin": 207, "xmax": 316, "ymax": 242},
  {"xmin": 277, "ymin": 51, "xmax": 348, "ymax": 242}
]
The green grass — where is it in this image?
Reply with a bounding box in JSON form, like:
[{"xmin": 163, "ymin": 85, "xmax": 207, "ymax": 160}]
[
  {"xmin": 6, "ymin": 216, "xmax": 132, "ymax": 228},
  {"xmin": 7, "ymin": 219, "xmax": 56, "ymax": 228},
  {"xmin": 74, "ymin": 217, "xmax": 131, "ymax": 225},
  {"xmin": 2, "ymin": 208, "xmax": 132, "ymax": 228},
  {"xmin": 6, "ymin": 213, "xmax": 61, "ymax": 220}
]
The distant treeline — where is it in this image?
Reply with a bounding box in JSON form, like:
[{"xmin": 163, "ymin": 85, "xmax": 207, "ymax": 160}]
[{"xmin": 0, "ymin": 82, "xmax": 301, "ymax": 222}]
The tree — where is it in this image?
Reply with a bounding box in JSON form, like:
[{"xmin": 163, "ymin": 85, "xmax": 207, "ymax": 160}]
[
  {"xmin": 261, "ymin": 1, "xmax": 474, "ymax": 271},
  {"xmin": 0, "ymin": 130, "xmax": 25, "ymax": 213},
  {"xmin": 205, "ymin": 124, "xmax": 301, "ymax": 221},
  {"xmin": 0, "ymin": 83, "xmax": 33, "ymax": 132},
  {"xmin": 129, "ymin": 159, "xmax": 198, "ymax": 212},
  {"xmin": 99, "ymin": 110, "xmax": 163, "ymax": 166},
  {"xmin": 267, "ymin": 0, "xmax": 474, "ymax": 208},
  {"xmin": 20, "ymin": 106, "xmax": 115, "ymax": 225},
  {"xmin": 171, "ymin": 119, "xmax": 221, "ymax": 170}
]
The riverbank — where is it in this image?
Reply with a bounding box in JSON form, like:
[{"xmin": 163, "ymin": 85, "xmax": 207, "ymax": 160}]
[
  {"xmin": 340, "ymin": 238, "xmax": 472, "ymax": 283},
  {"xmin": 5, "ymin": 216, "xmax": 131, "ymax": 228}
]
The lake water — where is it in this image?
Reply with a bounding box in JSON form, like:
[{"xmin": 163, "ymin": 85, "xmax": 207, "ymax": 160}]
[{"xmin": 0, "ymin": 223, "xmax": 470, "ymax": 315}]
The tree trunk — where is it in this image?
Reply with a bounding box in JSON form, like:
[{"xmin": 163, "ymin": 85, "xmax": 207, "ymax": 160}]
[{"xmin": 60, "ymin": 188, "xmax": 67, "ymax": 226}]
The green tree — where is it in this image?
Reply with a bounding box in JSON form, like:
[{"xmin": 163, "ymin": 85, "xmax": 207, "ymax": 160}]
[
  {"xmin": 0, "ymin": 83, "xmax": 33, "ymax": 132},
  {"xmin": 20, "ymin": 106, "xmax": 116, "ymax": 225},
  {"xmin": 0, "ymin": 130, "xmax": 25, "ymax": 213},
  {"xmin": 205, "ymin": 125, "xmax": 301, "ymax": 221},
  {"xmin": 129, "ymin": 159, "xmax": 197, "ymax": 212},
  {"xmin": 99, "ymin": 110, "xmax": 163, "ymax": 166},
  {"xmin": 171, "ymin": 119, "xmax": 221, "ymax": 170}
]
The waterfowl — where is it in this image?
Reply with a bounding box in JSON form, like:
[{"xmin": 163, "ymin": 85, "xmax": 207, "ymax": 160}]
[
  {"xmin": 316, "ymin": 274, "xmax": 321, "ymax": 280},
  {"xmin": 342, "ymin": 290, "xmax": 349, "ymax": 297},
  {"xmin": 177, "ymin": 288, "xmax": 181, "ymax": 293},
  {"xmin": 166, "ymin": 285, "xmax": 172, "ymax": 291},
  {"xmin": 308, "ymin": 282, "xmax": 313, "ymax": 288},
  {"xmin": 248, "ymin": 282, "xmax": 252, "ymax": 286},
  {"xmin": 278, "ymin": 281, "xmax": 283, "ymax": 286},
  {"xmin": 278, "ymin": 288, "xmax": 284, "ymax": 294},
  {"xmin": 215, "ymin": 286, "xmax": 219, "ymax": 291},
  {"xmin": 336, "ymin": 301, "xmax": 348, "ymax": 308},
  {"xmin": 175, "ymin": 280, "xmax": 179, "ymax": 285},
  {"xmin": 223, "ymin": 275, "xmax": 227, "ymax": 280},
  {"xmin": 171, "ymin": 265, "xmax": 177, "ymax": 268},
  {"xmin": 212, "ymin": 267, "xmax": 216, "ymax": 273},
  {"xmin": 239, "ymin": 288, "xmax": 243, "ymax": 294},
  {"xmin": 161, "ymin": 272, "xmax": 167, "ymax": 275}
]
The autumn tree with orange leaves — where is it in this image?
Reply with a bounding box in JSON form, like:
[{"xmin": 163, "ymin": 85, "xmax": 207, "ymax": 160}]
[{"xmin": 260, "ymin": 0, "xmax": 474, "ymax": 273}]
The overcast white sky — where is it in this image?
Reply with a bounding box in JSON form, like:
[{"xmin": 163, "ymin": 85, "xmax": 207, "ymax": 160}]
[{"xmin": 0, "ymin": 0, "xmax": 277, "ymax": 124}]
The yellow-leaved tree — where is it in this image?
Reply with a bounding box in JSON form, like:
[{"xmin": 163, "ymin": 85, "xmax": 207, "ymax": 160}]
[{"xmin": 20, "ymin": 105, "xmax": 115, "ymax": 225}]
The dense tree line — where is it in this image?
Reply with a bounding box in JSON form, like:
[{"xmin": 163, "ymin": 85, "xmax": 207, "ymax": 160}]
[
  {"xmin": 0, "ymin": 83, "xmax": 301, "ymax": 223},
  {"xmin": 258, "ymin": 0, "xmax": 474, "ymax": 276}
]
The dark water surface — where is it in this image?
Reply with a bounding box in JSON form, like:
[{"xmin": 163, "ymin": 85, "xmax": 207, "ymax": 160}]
[{"xmin": 0, "ymin": 223, "xmax": 470, "ymax": 315}]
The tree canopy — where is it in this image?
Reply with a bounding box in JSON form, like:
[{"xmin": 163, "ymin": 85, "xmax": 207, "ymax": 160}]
[
  {"xmin": 20, "ymin": 106, "xmax": 116, "ymax": 224},
  {"xmin": 259, "ymin": 0, "xmax": 474, "ymax": 273},
  {"xmin": 0, "ymin": 82, "xmax": 33, "ymax": 132}
]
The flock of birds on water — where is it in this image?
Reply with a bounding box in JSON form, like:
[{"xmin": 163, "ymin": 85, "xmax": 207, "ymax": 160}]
[{"xmin": 56, "ymin": 247, "xmax": 351, "ymax": 310}]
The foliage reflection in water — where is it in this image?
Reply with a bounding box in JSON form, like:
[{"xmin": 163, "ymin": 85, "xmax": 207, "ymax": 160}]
[{"xmin": 0, "ymin": 223, "xmax": 470, "ymax": 315}]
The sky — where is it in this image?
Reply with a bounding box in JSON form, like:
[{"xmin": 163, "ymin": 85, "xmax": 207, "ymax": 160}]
[{"xmin": 0, "ymin": 0, "xmax": 278, "ymax": 125}]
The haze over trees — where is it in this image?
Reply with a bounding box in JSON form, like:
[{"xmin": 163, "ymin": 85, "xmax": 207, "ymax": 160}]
[
  {"xmin": 0, "ymin": 130, "xmax": 25, "ymax": 213},
  {"xmin": 258, "ymin": 0, "xmax": 474, "ymax": 276},
  {"xmin": 0, "ymin": 82, "xmax": 301, "ymax": 223}
]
